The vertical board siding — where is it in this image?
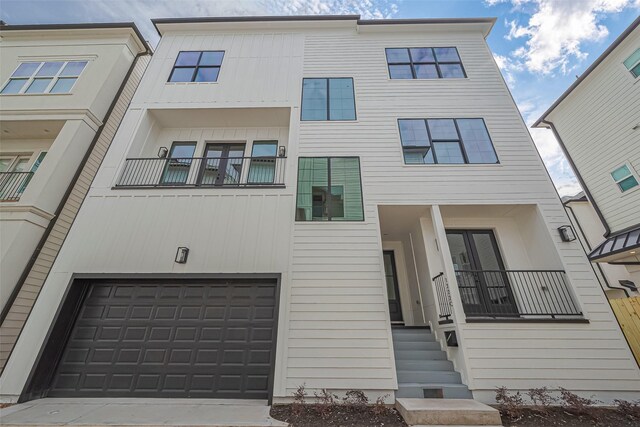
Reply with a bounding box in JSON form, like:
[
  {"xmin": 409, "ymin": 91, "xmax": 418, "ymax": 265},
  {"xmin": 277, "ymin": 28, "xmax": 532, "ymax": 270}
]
[
  {"xmin": 548, "ymin": 27, "xmax": 640, "ymax": 233},
  {"xmin": 0, "ymin": 55, "xmax": 151, "ymax": 373}
]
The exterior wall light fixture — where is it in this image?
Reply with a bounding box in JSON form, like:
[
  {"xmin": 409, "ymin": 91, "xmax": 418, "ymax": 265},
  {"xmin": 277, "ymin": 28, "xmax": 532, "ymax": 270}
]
[
  {"xmin": 158, "ymin": 146, "xmax": 169, "ymax": 158},
  {"xmin": 558, "ymin": 225, "xmax": 576, "ymax": 242},
  {"xmin": 175, "ymin": 247, "xmax": 189, "ymax": 263},
  {"xmin": 278, "ymin": 146, "xmax": 286, "ymax": 157}
]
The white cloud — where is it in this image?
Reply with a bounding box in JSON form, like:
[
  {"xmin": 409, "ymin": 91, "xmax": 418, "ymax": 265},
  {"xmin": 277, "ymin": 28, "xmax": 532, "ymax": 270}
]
[
  {"xmin": 500, "ymin": 0, "xmax": 635, "ymax": 74},
  {"xmin": 493, "ymin": 52, "xmax": 523, "ymax": 87}
]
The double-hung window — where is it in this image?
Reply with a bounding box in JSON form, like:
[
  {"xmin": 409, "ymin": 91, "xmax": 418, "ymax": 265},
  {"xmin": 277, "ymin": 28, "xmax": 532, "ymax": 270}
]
[
  {"xmin": 611, "ymin": 164, "xmax": 639, "ymax": 192},
  {"xmin": 1, "ymin": 61, "xmax": 87, "ymax": 94},
  {"xmin": 168, "ymin": 51, "xmax": 224, "ymax": 82},
  {"xmin": 399, "ymin": 118, "xmax": 498, "ymax": 164},
  {"xmin": 623, "ymin": 48, "xmax": 640, "ymax": 78},
  {"xmin": 301, "ymin": 78, "xmax": 356, "ymax": 121},
  {"xmin": 296, "ymin": 157, "xmax": 364, "ymax": 221},
  {"xmin": 386, "ymin": 47, "xmax": 466, "ymax": 79}
]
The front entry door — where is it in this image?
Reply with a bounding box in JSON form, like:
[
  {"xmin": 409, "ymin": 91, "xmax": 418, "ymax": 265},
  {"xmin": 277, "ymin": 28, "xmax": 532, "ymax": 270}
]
[
  {"xmin": 200, "ymin": 143, "xmax": 245, "ymax": 186},
  {"xmin": 445, "ymin": 230, "xmax": 518, "ymax": 316},
  {"xmin": 383, "ymin": 251, "xmax": 403, "ymax": 322}
]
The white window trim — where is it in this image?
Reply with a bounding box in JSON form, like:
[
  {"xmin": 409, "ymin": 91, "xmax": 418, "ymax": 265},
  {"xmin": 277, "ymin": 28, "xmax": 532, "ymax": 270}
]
[
  {"xmin": 0, "ymin": 60, "xmax": 87, "ymax": 95},
  {"xmin": 610, "ymin": 162, "xmax": 640, "ymax": 194}
]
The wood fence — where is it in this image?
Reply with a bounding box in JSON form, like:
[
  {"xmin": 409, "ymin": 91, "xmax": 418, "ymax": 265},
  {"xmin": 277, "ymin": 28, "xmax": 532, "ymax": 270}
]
[{"xmin": 610, "ymin": 296, "xmax": 640, "ymax": 364}]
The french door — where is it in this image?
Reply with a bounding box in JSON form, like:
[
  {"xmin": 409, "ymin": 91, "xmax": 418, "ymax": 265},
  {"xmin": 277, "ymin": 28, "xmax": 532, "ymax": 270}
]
[
  {"xmin": 199, "ymin": 143, "xmax": 245, "ymax": 186},
  {"xmin": 445, "ymin": 230, "xmax": 518, "ymax": 316}
]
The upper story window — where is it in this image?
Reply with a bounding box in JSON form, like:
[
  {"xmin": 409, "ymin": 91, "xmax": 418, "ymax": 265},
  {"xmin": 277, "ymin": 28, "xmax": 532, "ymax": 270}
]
[
  {"xmin": 611, "ymin": 164, "xmax": 639, "ymax": 192},
  {"xmin": 301, "ymin": 78, "xmax": 356, "ymax": 121},
  {"xmin": 296, "ymin": 157, "xmax": 364, "ymax": 221},
  {"xmin": 168, "ymin": 51, "xmax": 224, "ymax": 83},
  {"xmin": 623, "ymin": 48, "xmax": 640, "ymax": 78},
  {"xmin": 386, "ymin": 47, "xmax": 466, "ymax": 79},
  {"xmin": 0, "ymin": 61, "xmax": 87, "ymax": 95},
  {"xmin": 398, "ymin": 118, "xmax": 498, "ymax": 164}
]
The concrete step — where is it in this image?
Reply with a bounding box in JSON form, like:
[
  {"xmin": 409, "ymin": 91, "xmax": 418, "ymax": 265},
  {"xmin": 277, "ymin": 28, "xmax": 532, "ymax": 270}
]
[
  {"xmin": 395, "ymin": 398, "xmax": 502, "ymax": 426},
  {"xmin": 397, "ymin": 370, "xmax": 462, "ymax": 384},
  {"xmin": 394, "ymin": 341, "xmax": 443, "ymax": 351},
  {"xmin": 394, "ymin": 350, "xmax": 447, "ymax": 360},
  {"xmin": 396, "ymin": 383, "xmax": 473, "ymax": 399},
  {"xmin": 392, "ymin": 329, "xmax": 434, "ymax": 339},
  {"xmin": 396, "ymin": 359, "xmax": 454, "ymax": 371}
]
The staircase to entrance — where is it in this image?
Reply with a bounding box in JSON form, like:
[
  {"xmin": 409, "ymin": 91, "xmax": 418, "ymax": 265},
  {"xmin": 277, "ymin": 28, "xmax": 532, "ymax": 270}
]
[{"xmin": 392, "ymin": 327, "xmax": 472, "ymax": 399}]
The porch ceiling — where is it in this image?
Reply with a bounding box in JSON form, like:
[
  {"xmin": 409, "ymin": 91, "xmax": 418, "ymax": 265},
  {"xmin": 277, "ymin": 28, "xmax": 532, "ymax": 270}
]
[
  {"xmin": 0, "ymin": 120, "xmax": 64, "ymax": 139},
  {"xmin": 378, "ymin": 205, "xmax": 431, "ymax": 237}
]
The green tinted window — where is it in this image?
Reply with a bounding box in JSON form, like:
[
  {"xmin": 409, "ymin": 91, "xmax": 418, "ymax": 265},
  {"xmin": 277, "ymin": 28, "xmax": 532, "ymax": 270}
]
[
  {"xmin": 296, "ymin": 157, "xmax": 363, "ymax": 221},
  {"xmin": 611, "ymin": 164, "xmax": 639, "ymax": 192}
]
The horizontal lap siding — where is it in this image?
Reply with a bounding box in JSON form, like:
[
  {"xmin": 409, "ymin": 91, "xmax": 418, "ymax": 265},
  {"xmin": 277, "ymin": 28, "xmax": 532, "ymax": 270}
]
[
  {"xmin": 548, "ymin": 28, "xmax": 640, "ymax": 233},
  {"xmin": 293, "ymin": 28, "xmax": 640, "ymax": 396}
]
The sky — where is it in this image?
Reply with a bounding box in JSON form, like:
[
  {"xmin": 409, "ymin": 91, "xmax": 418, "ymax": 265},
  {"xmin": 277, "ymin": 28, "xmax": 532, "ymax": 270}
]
[{"xmin": 1, "ymin": 0, "xmax": 638, "ymax": 197}]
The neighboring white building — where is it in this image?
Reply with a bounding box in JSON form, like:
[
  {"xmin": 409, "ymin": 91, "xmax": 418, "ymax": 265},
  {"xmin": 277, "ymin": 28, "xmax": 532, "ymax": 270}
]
[
  {"xmin": 0, "ymin": 23, "xmax": 151, "ymax": 373},
  {"xmin": 563, "ymin": 192, "xmax": 637, "ymax": 299},
  {"xmin": 1, "ymin": 15, "xmax": 638, "ymax": 406},
  {"xmin": 0, "ymin": 23, "xmax": 150, "ymax": 311},
  {"xmin": 534, "ymin": 17, "xmax": 640, "ymax": 287}
]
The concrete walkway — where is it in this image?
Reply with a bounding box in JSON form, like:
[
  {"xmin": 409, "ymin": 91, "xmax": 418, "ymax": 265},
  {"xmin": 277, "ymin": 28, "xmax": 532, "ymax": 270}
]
[{"xmin": 0, "ymin": 398, "xmax": 288, "ymax": 426}]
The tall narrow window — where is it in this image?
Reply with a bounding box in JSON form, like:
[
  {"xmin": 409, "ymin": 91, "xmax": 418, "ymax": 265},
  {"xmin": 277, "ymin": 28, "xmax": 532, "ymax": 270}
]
[
  {"xmin": 161, "ymin": 142, "xmax": 196, "ymax": 185},
  {"xmin": 398, "ymin": 118, "xmax": 498, "ymax": 164},
  {"xmin": 301, "ymin": 78, "xmax": 356, "ymax": 121},
  {"xmin": 386, "ymin": 47, "xmax": 466, "ymax": 79},
  {"xmin": 168, "ymin": 51, "xmax": 224, "ymax": 83},
  {"xmin": 296, "ymin": 157, "xmax": 363, "ymax": 221},
  {"xmin": 248, "ymin": 141, "xmax": 277, "ymax": 184},
  {"xmin": 0, "ymin": 61, "xmax": 87, "ymax": 94},
  {"xmin": 623, "ymin": 48, "xmax": 640, "ymax": 78},
  {"xmin": 611, "ymin": 164, "xmax": 639, "ymax": 192}
]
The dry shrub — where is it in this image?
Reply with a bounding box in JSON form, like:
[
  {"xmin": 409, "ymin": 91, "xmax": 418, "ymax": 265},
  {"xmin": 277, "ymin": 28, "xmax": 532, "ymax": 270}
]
[
  {"xmin": 291, "ymin": 383, "xmax": 307, "ymax": 417},
  {"xmin": 495, "ymin": 386, "xmax": 525, "ymax": 420},
  {"xmin": 343, "ymin": 389, "xmax": 369, "ymax": 407},
  {"xmin": 313, "ymin": 388, "xmax": 339, "ymax": 419},
  {"xmin": 558, "ymin": 387, "xmax": 600, "ymax": 416},
  {"xmin": 614, "ymin": 399, "xmax": 640, "ymax": 419},
  {"xmin": 527, "ymin": 387, "xmax": 556, "ymax": 409},
  {"xmin": 371, "ymin": 394, "xmax": 391, "ymax": 417}
]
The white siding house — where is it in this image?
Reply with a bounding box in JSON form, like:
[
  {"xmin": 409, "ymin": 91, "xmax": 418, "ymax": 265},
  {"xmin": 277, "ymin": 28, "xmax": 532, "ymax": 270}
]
[
  {"xmin": 1, "ymin": 16, "xmax": 638, "ymax": 405},
  {"xmin": 533, "ymin": 17, "xmax": 640, "ymax": 286}
]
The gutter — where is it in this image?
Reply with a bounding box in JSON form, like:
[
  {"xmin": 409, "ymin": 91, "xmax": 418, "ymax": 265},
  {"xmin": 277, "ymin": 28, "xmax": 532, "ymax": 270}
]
[
  {"xmin": 541, "ymin": 119, "xmax": 612, "ymax": 237},
  {"xmin": 0, "ymin": 50, "xmax": 150, "ymax": 323}
]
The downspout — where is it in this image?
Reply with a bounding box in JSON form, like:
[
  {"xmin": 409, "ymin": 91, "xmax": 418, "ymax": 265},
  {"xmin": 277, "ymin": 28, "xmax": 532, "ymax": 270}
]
[
  {"xmin": 0, "ymin": 50, "xmax": 151, "ymax": 323},
  {"xmin": 565, "ymin": 204, "xmax": 630, "ymax": 298},
  {"xmin": 541, "ymin": 119, "xmax": 611, "ymax": 237}
]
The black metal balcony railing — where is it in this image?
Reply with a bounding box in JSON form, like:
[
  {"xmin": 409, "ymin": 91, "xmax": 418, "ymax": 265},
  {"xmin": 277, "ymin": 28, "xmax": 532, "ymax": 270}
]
[
  {"xmin": 433, "ymin": 272, "xmax": 453, "ymax": 320},
  {"xmin": 115, "ymin": 157, "xmax": 286, "ymax": 188},
  {"xmin": 453, "ymin": 270, "xmax": 582, "ymax": 319},
  {"xmin": 0, "ymin": 172, "xmax": 33, "ymax": 201}
]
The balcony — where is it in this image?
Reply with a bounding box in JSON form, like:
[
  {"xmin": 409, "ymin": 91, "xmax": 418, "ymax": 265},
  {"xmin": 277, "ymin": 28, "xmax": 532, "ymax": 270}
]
[
  {"xmin": 434, "ymin": 269, "xmax": 583, "ymax": 321},
  {"xmin": 115, "ymin": 156, "xmax": 286, "ymax": 188},
  {"xmin": 0, "ymin": 172, "xmax": 33, "ymax": 201}
]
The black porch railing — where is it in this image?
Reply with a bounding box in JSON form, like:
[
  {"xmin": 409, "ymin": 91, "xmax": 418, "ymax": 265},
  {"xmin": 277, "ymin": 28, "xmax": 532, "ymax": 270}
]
[
  {"xmin": 454, "ymin": 270, "xmax": 582, "ymax": 318},
  {"xmin": 0, "ymin": 172, "xmax": 33, "ymax": 201},
  {"xmin": 433, "ymin": 272, "xmax": 452, "ymax": 320},
  {"xmin": 115, "ymin": 156, "xmax": 286, "ymax": 188}
]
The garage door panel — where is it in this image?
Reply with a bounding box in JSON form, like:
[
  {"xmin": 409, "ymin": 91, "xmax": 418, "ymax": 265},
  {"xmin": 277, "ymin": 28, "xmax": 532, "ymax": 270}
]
[{"xmin": 48, "ymin": 280, "xmax": 277, "ymax": 399}]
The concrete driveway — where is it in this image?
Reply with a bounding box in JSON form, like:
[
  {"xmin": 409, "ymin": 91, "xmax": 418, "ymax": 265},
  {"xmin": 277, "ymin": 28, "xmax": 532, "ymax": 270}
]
[{"xmin": 0, "ymin": 398, "xmax": 288, "ymax": 426}]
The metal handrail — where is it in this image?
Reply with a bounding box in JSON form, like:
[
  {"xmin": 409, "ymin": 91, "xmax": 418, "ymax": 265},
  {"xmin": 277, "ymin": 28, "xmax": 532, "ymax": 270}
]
[
  {"xmin": 0, "ymin": 172, "xmax": 34, "ymax": 201},
  {"xmin": 453, "ymin": 269, "xmax": 582, "ymax": 318},
  {"xmin": 432, "ymin": 272, "xmax": 452, "ymax": 320},
  {"xmin": 115, "ymin": 156, "xmax": 286, "ymax": 188}
]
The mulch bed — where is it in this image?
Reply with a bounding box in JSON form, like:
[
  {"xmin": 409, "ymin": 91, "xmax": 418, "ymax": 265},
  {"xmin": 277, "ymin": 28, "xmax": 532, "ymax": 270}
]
[
  {"xmin": 500, "ymin": 407, "xmax": 640, "ymax": 427},
  {"xmin": 270, "ymin": 404, "xmax": 407, "ymax": 427}
]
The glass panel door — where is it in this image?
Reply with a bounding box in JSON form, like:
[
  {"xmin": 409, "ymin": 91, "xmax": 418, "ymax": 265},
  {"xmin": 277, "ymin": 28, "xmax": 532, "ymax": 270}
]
[
  {"xmin": 199, "ymin": 143, "xmax": 245, "ymax": 186},
  {"xmin": 446, "ymin": 230, "xmax": 518, "ymax": 316},
  {"xmin": 248, "ymin": 141, "xmax": 277, "ymax": 184},
  {"xmin": 383, "ymin": 251, "xmax": 403, "ymax": 322}
]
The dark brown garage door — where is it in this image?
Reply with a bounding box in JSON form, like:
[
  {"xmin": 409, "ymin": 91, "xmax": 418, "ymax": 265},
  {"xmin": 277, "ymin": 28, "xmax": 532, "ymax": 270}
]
[{"xmin": 48, "ymin": 279, "xmax": 277, "ymax": 399}]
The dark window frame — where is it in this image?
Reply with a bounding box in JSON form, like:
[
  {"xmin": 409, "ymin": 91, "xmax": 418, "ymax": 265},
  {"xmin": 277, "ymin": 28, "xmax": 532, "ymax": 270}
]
[
  {"xmin": 167, "ymin": 51, "xmax": 225, "ymax": 83},
  {"xmin": 386, "ymin": 47, "xmax": 467, "ymax": 79},
  {"xmin": 295, "ymin": 156, "xmax": 365, "ymax": 222},
  {"xmin": 300, "ymin": 77, "xmax": 357, "ymax": 121},
  {"xmin": 398, "ymin": 118, "xmax": 499, "ymax": 165}
]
